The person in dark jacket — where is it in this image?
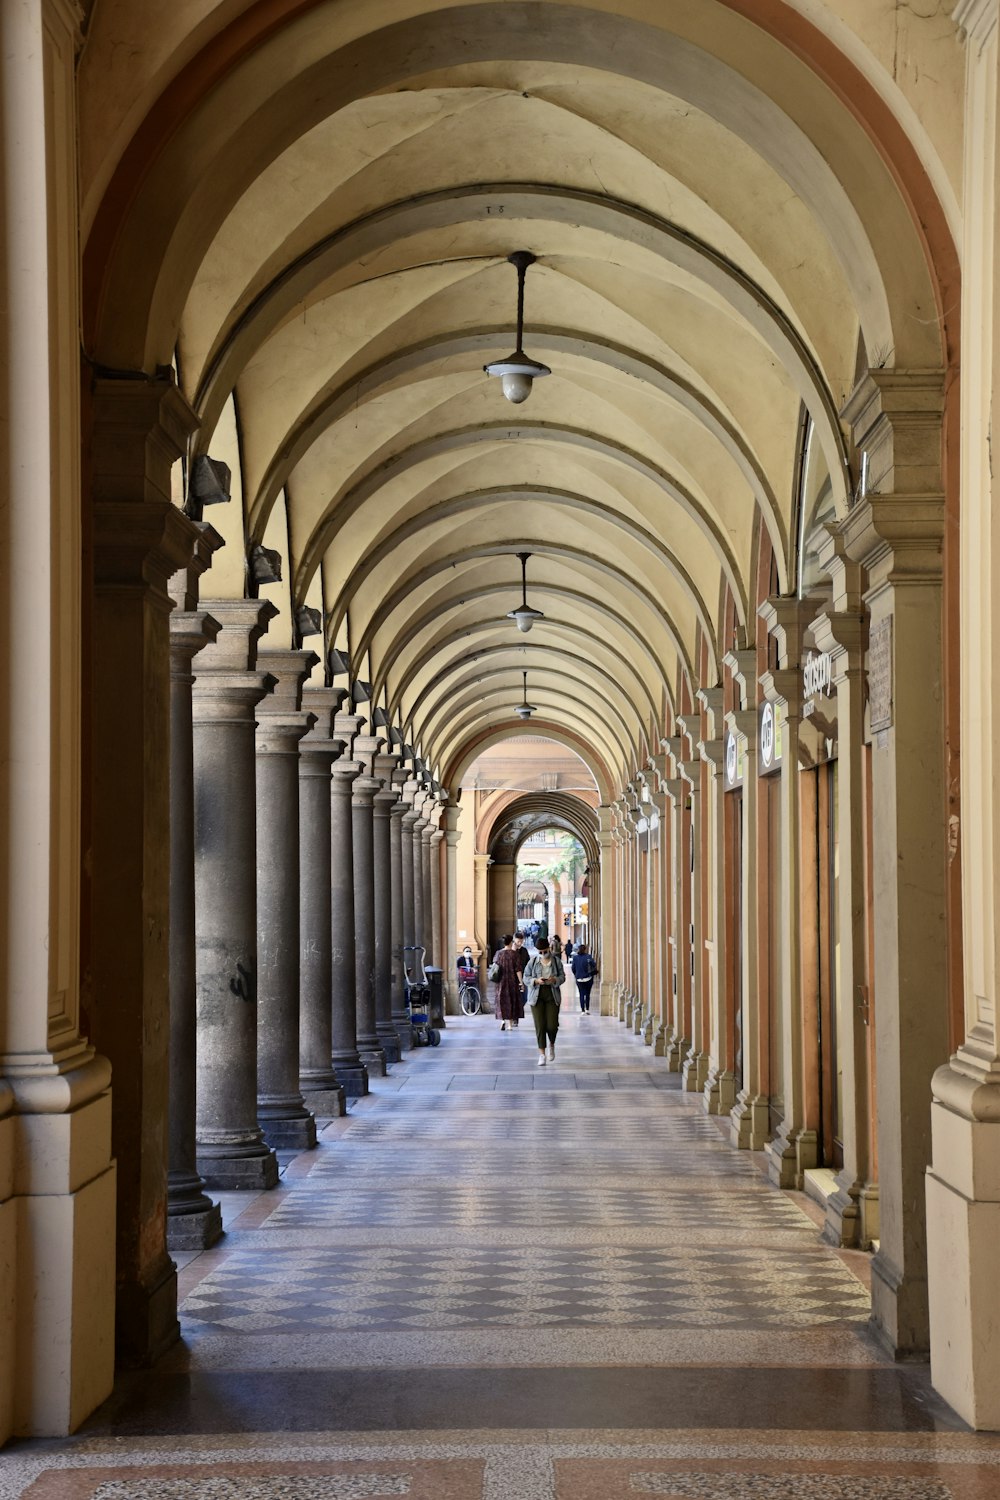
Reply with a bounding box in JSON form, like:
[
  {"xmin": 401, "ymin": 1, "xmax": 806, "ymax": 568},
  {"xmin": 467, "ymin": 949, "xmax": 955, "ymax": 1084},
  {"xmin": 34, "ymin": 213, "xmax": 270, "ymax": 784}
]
[{"xmin": 571, "ymin": 944, "xmax": 598, "ymax": 1013}]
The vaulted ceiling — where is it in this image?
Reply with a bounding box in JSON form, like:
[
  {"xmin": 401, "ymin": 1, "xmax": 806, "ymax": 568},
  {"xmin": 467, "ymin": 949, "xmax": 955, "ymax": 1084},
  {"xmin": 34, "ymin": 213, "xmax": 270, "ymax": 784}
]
[{"xmin": 81, "ymin": 0, "xmax": 957, "ymax": 795}]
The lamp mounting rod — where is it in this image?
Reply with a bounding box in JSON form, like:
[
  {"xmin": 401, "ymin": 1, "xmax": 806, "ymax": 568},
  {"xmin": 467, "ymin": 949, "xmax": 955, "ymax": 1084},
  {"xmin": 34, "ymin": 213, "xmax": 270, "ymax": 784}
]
[{"xmin": 508, "ymin": 252, "xmax": 535, "ymax": 348}]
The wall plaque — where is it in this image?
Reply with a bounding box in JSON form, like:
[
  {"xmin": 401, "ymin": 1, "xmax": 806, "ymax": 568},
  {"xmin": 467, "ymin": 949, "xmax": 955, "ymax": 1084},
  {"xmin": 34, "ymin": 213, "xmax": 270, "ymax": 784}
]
[{"xmin": 869, "ymin": 616, "xmax": 893, "ymax": 733}]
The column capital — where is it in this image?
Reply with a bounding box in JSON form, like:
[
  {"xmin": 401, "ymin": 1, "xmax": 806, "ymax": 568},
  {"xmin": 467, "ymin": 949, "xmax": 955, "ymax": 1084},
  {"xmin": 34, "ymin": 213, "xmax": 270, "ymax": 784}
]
[
  {"xmin": 696, "ymin": 685, "xmax": 726, "ymax": 739},
  {"xmin": 841, "ymin": 493, "xmax": 945, "ymax": 593},
  {"xmin": 351, "ymin": 776, "xmax": 381, "ymax": 808},
  {"xmin": 333, "ymin": 711, "xmax": 365, "ymax": 757},
  {"xmin": 841, "ymin": 368, "xmax": 945, "ymax": 499},
  {"xmin": 352, "ymin": 733, "xmax": 385, "ymax": 779},
  {"xmin": 169, "ymin": 610, "xmax": 220, "ymax": 677},
  {"xmin": 94, "ymin": 501, "xmax": 204, "ymax": 611},
  {"xmin": 810, "ymin": 610, "xmax": 868, "ymax": 675},
  {"xmin": 91, "ymin": 376, "xmax": 198, "ymax": 507},
  {"xmin": 758, "ymin": 595, "xmax": 824, "ymax": 671},
  {"xmin": 257, "ymin": 649, "xmax": 319, "ymax": 715},
  {"xmin": 169, "ymin": 521, "xmax": 225, "ymax": 611},
  {"xmin": 699, "ymin": 736, "xmax": 726, "ymax": 775},
  {"xmin": 723, "ymin": 649, "xmax": 758, "ymax": 712},
  {"xmin": 759, "ymin": 667, "xmax": 804, "ymax": 720},
  {"xmin": 196, "ymin": 597, "xmax": 278, "ymax": 671}
]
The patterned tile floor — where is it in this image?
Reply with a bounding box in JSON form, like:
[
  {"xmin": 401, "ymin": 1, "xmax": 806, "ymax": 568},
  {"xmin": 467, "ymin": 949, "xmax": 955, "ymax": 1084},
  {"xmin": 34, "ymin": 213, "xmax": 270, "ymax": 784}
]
[{"xmin": 7, "ymin": 1001, "xmax": 1000, "ymax": 1498}]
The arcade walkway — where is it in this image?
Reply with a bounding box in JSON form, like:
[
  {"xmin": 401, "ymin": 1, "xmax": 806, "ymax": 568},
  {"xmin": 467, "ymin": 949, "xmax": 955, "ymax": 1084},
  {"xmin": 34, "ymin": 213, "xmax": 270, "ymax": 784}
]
[{"xmin": 8, "ymin": 1007, "xmax": 999, "ymax": 1497}]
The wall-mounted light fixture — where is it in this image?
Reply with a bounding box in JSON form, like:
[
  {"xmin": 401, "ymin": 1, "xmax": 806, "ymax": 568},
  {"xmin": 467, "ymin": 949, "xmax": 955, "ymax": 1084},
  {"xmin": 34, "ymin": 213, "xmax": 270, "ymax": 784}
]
[
  {"xmin": 507, "ymin": 551, "xmax": 545, "ymax": 633},
  {"xmin": 484, "ymin": 252, "xmax": 551, "ymax": 404}
]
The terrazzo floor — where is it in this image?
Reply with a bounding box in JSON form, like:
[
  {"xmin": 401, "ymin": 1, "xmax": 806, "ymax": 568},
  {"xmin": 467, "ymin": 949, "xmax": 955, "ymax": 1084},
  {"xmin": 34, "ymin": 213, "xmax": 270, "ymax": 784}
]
[{"xmin": 8, "ymin": 988, "xmax": 1000, "ymax": 1497}]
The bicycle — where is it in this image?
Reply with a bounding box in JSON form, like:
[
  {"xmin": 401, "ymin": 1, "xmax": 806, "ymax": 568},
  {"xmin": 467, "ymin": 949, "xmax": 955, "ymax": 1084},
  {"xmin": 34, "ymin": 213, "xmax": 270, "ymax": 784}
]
[{"xmin": 458, "ymin": 975, "xmax": 482, "ymax": 1015}]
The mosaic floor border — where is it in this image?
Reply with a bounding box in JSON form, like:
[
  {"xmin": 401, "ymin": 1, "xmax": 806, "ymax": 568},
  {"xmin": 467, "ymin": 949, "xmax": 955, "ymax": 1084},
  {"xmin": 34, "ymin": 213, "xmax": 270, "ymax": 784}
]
[{"xmin": 7, "ymin": 1434, "xmax": 1000, "ymax": 1500}]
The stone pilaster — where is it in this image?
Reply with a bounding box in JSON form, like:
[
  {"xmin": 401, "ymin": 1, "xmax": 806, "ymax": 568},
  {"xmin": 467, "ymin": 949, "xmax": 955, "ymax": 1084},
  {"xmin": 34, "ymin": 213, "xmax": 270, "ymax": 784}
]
[
  {"xmin": 725, "ymin": 649, "xmax": 769, "ymax": 1150},
  {"xmin": 662, "ymin": 775, "xmax": 691, "ymax": 1071},
  {"xmin": 167, "ymin": 579, "xmax": 223, "ymax": 1250},
  {"xmin": 193, "ymin": 598, "xmax": 279, "ymax": 1191},
  {"xmin": 91, "ymin": 376, "xmax": 204, "ymax": 1363},
  {"xmin": 596, "ymin": 805, "xmax": 616, "ymax": 1017},
  {"xmin": 679, "ymin": 755, "xmax": 709, "ymax": 1091},
  {"xmin": 927, "ymin": 3, "xmax": 1000, "ymax": 1427},
  {"xmin": 760, "ymin": 599, "xmax": 818, "ymax": 1190},
  {"xmin": 391, "ymin": 784, "xmax": 414, "ymax": 1046},
  {"xmin": 842, "ymin": 370, "xmax": 950, "ymax": 1357},
  {"xmin": 298, "ymin": 689, "xmax": 347, "ymax": 1117},
  {"xmin": 353, "ymin": 733, "xmax": 388, "ymax": 1077},
  {"xmin": 697, "ymin": 697, "xmax": 736, "ymax": 1115},
  {"xmin": 330, "ymin": 713, "xmax": 369, "ymax": 1097},
  {"xmin": 255, "ymin": 650, "xmax": 318, "ymax": 1150},
  {"xmin": 374, "ymin": 753, "xmax": 402, "ymax": 1064},
  {"xmin": 401, "ymin": 803, "xmax": 419, "ymax": 973},
  {"xmin": 812, "ymin": 581, "xmax": 876, "ymax": 1249}
]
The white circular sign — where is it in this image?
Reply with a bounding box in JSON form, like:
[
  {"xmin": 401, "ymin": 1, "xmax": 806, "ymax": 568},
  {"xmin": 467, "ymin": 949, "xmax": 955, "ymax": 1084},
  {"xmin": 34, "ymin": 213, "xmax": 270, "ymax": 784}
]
[
  {"xmin": 760, "ymin": 702, "xmax": 775, "ymax": 768},
  {"xmin": 725, "ymin": 732, "xmax": 738, "ymax": 785}
]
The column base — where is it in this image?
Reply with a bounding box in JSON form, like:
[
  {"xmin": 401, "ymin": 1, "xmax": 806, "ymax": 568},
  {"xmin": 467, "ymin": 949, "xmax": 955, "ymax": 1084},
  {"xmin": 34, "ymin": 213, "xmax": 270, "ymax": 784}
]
[
  {"xmin": 765, "ymin": 1124, "xmax": 800, "ymax": 1189},
  {"xmin": 167, "ymin": 1200, "xmax": 224, "ymax": 1251},
  {"xmin": 665, "ymin": 1035, "xmax": 689, "ymax": 1073},
  {"xmin": 730, "ymin": 1091, "xmax": 768, "ymax": 1150},
  {"xmin": 301, "ymin": 1084, "xmax": 347, "ymax": 1118},
  {"xmin": 377, "ymin": 1024, "xmax": 402, "ymax": 1064},
  {"xmin": 259, "ymin": 1113, "xmax": 317, "ymax": 1151},
  {"xmin": 927, "ymin": 1163, "xmax": 1000, "ymax": 1427},
  {"xmin": 359, "ymin": 1045, "xmax": 387, "ymax": 1078},
  {"xmin": 869, "ymin": 1247, "xmax": 930, "ymax": 1360},
  {"xmin": 703, "ymin": 1067, "xmax": 737, "ymax": 1116},
  {"xmin": 641, "ymin": 1014, "xmax": 655, "ymax": 1047},
  {"xmin": 196, "ymin": 1145, "xmax": 279, "ymax": 1191},
  {"xmin": 167, "ymin": 1170, "xmax": 223, "ymax": 1249},
  {"xmin": 336, "ymin": 1063, "xmax": 370, "ymax": 1097},
  {"xmin": 682, "ymin": 1050, "xmax": 709, "ymax": 1092},
  {"xmin": 393, "ymin": 1014, "xmax": 414, "ymax": 1051},
  {"xmin": 631, "ymin": 1003, "xmax": 645, "ymax": 1035},
  {"xmin": 821, "ymin": 1171, "xmax": 870, "ymax": 1249},
  {"xmin": 116, "ymin": 1251, "xmax": 179, "ymax": 1369}
]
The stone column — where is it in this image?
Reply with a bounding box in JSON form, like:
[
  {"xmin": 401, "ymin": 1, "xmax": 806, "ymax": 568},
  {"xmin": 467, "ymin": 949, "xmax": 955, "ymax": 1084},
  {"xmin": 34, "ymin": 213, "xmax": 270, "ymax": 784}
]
[
  {"xmin": 726, "ymin": 649, "xmax": 769, "ymax": 1150},
  {"xmin": 299, "ymin": 690, "xmax": 350, "ymax": 1116},
  {"xmin": 391, "ymin": 787, "xmax": 414, "ymax": 1046},
  {"xmin": 255, "ymin": 650, "xmax": 318, "ymax": 1150},
  {"xmin": 927, "ymin": 8, "xmax": 1000, "ymax": 1427},
  {"xmin": 91, "ymin": 377, "xmax": 203, "ymax": 1365},
  {"xmin": 401, "ymin": 804, "xmax": 418, "ymax": 969},
  {"xmin": 330, "ymin": 713, "xmax": 368, "ymax": 1097},
  {"xmin": 443, "ymin": 802, "xmax": 462, "ymax": 1016},
  {"xmin": 353, "ymin": 734, "xmax": 388, "ymax": 1076},
  {"xmin": 298, "ymin": 688, "xmax": 347, "ymax": 1117},
  {"xmin": 167, "ymin": 555, "xmax": 223, "ymax": 1251},
  {"xmin": 431, "ymin": 828, "xmax": 445, "ymax": 971},
  {"xmin": 412, "ymin": 813, "xmax": 426, "ymax": 960},
  {"xmin": 374, "ymin": 754, "xmax": 402, "ymax": 1064},
  {"xmin": 421, "ymin": 815, "xmax": 435, "ymax": 959},
  {"xmin": 193, "ymin": 599, "xmax": 279, "ymax": 1191},
  {"xmin": 842, "ymin": 371, "xmax": 949, "ymax": 1357}
]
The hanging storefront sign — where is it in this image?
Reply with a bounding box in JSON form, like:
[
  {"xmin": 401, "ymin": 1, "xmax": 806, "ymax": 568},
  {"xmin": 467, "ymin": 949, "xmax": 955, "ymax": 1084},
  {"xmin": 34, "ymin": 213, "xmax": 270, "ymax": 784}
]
[
  {"xmin": 758, "ymin": 700, "xmax": 785, "ymax": 775},
  {"xmin": 803, "ymin": 651, "xmax": 833, "ymax": 717},
  {"xmin": 725, "ymin": 730, "xmax": 745, "ymax": 790}
]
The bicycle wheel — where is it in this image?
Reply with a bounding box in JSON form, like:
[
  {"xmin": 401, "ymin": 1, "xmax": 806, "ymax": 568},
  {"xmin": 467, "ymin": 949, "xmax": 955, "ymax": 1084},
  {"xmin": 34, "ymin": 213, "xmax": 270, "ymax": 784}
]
[{"xmin": 460, "ymin": 983, "xmax": 481, "ymax": 1015}]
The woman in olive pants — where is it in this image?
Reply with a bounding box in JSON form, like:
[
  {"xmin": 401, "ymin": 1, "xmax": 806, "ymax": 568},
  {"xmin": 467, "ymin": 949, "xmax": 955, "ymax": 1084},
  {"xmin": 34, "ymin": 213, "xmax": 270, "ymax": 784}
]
[{"xmin": 523, "ymin": 937, "xmax": 566, "ymax": 1065}]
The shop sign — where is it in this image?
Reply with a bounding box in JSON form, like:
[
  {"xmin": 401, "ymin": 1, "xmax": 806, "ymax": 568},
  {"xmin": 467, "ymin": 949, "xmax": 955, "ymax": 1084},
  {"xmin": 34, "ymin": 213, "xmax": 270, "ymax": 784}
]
[
  {"xmin": 725, "ymin": 730, "xmax": 745, "ymax": 789},
  {"xmin": 759, "ymin": 700, "xmax": 785, "ymax": 774},
  {"xmin": 803, "ymin": 651, "xmax": 833, "ymax": 716}
]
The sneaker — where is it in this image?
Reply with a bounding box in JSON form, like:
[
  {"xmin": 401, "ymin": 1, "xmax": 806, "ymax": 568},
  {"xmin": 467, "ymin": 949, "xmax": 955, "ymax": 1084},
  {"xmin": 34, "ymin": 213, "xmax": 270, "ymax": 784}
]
[
  {"xmin": 548, "ymin": 1045, "xmax": 555, "ymax": 1062},
  {"xmin": 538, "ymin": 1053, "xmax": 547, "ymax": 1067}
]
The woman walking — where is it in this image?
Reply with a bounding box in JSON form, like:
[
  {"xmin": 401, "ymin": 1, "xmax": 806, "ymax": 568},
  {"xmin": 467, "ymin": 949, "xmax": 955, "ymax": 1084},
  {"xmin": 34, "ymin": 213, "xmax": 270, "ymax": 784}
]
[
  {"xmin": 491, "ymin": 933, "xmax": 525, "ymax": 1031},
  {"xmin": 524, "ymin": 937, "xmax": 565, "ymax": 1065}
]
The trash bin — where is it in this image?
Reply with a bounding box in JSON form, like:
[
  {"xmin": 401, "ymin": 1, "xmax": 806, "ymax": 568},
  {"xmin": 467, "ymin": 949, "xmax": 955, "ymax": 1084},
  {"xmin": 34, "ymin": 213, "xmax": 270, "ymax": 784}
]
[{"xmin": 425, "ymin": 966, "xmax": 445, "ymax": 1028}]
